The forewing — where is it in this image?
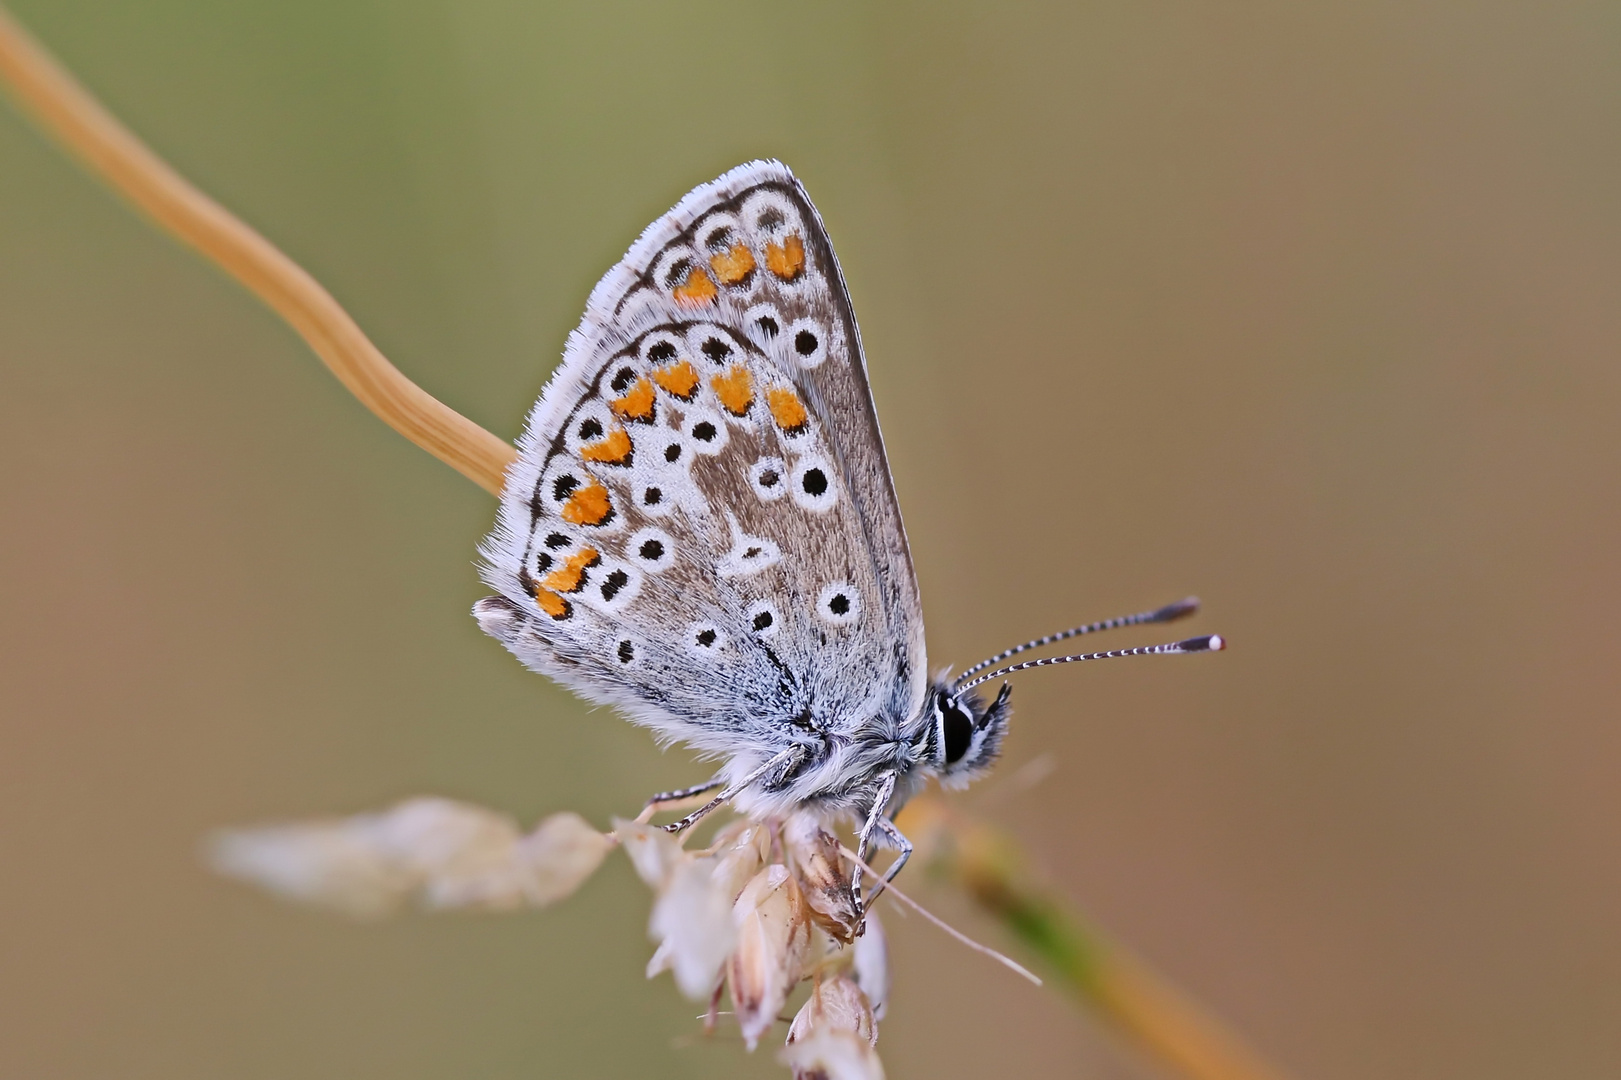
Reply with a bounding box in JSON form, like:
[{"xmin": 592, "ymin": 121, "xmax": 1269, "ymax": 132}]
[{"xmin": 479, "ymin": 161, "xmax": 927, "ymax": 759}]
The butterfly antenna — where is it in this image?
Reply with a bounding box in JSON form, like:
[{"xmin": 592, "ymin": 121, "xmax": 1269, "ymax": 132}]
[
  {"xmin": 954, "ymin": 635, "xmax": 1225, "ymax": 694},
  {"xmin": 952, "ymin": 597, "xmax": 1201, "ymax": 690}
]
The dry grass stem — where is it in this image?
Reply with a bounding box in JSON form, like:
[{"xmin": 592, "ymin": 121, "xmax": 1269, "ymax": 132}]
[
  {"xmin": 898, "ymin": 796, "xmax": 1293, "ymax": 1080},
  {"xmin": 836, "ymin": 844, "xmax": 1042, "ymax": 987},
  {"xmin": 0, "ymin": 5, "xmax": 517, "ymax": 495}
]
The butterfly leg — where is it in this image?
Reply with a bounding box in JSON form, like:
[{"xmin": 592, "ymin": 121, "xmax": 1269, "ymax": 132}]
[
  {"xmin": 852, "ymin": 771, "xmax": 899, "ymax": 912},
  {"xmin": 637, "ymin": 776, "xmax": 725, "ymax": 823},
  {"xmin": 874, "ymin": 816, "xmax": 913, "ymax": 885},
  {"xmin": 660, "ymin": 745, "xmax": 805, "ymax": 835}
]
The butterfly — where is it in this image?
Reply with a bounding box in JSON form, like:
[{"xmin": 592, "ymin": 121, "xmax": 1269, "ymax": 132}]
[{"xmin": 472, "ymin": 161, "xmax": 1221, "ymax": 905}]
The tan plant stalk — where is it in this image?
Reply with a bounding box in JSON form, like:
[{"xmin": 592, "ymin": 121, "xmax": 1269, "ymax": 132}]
[
  {"xmin": 0, "ymin": 5, "xmax": 516, "ymax": 496},
  {"xmin": 898, "ymin": 797, "xmax": 1292, "ymax": 1080},
  {"xmin": 0, "ymin": 9, "xmax": 1292, "ymax": 1080}
]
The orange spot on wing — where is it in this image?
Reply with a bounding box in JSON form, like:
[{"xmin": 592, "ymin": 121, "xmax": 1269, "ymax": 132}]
[
  {"xmin": 672, "ymin": 265, "xmax": 717, "ymax": 306},
  {"xmin": 651, "ymin": 359, "xmax": 699, "ymax": 400},
  {"xmin": 711, "ymin": 364, "xmax": 754, "ymax": 416},
  {"xmin": 535, "ymin": 589, "xmax": 570, "ymax": 620},
  {"xmin": 767, "ymin": 385, "xmax": 809, "ymax": 432},
  {"xmin": 561, "ymin": 481, "xmax": 614, "ymax": 527},
  {"xmin": 541, "ymin": 547, "xmax": 600, "ymax": 593},
  {"xmin": 709, "ymin": 243, "xmax": 756, "ymax": 285},
  {"xmin": 765, "ymin": 234, "xmax": 805, "ymax": 280},
  {"xmin": 610, "ymin": 377, "xmax": 657, "ymax": 422},
  {"xmin": 581, "ymin": 427, "xmax": 632, "ymax": 465}
]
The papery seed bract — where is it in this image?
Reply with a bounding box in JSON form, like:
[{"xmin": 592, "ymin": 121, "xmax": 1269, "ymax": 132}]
[
  {"xmin": 851, "ymin": 909, "xmax": 889, "ymax": 1022},
  {"xmin": 646, "ymin": 856, "xmax": 738, "ymax": 999},
  {"xmin": 784, "ymin": 813, "xmax": 860, "ymax": 942},
  {"xmin": 779, "ymin": 1030, "xmax": 885, "ymax": 1080},
  {"xmin": 210, "ymin": 800, "xmax": 611, "ymax": 917},
  {"xmin": 786, "ymin": 974, "xmax": 877, "ymax": 1048},
  {"xmin": 510, "ymin": 811, "xmax": 614, "ymax": 906},
  {"xmin": 729, "ymin": 864, "xmax": 814, "ymax": 1049},
  {"xmin": 612, "ymin": 817, "xmax": 686, "ymax": 887},
  {"xmin": 709, "ymin": 820, "xmax": 772, "ymax": 903}
]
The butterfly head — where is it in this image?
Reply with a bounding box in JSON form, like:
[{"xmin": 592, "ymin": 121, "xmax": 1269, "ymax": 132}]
[{"xmin": 924, "ymin": 682, "xmax": 1013, "ymax": 788}]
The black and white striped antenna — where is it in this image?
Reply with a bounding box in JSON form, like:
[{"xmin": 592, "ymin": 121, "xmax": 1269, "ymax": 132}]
[
  {"xmin": 954, "ymin": 634, "xmax": 1226, "ymax": 695},
  {"xmin": 952, "ymin": 596, "xmax": 1203, "ymax": 692}
]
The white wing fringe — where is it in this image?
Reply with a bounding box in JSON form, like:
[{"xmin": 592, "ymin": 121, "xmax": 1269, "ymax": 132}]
[{"xmin": 209, "ymin": 798, "xmax": 612, "ymax": 918}]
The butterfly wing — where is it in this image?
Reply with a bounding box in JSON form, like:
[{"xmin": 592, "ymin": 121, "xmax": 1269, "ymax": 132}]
[{"xmin": 478, "ymin": 161, "xmax": 928, "ymax": 765}]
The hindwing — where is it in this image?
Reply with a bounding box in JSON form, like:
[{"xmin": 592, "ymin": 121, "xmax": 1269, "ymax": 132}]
[{"xmin": 478, "ymin": 161, "xmax": 927, "ymax": 761}]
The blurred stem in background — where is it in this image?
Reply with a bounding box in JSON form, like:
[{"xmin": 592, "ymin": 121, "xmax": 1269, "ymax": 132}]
[
  {"xmin": 898, "ymin": 797, "xmax": 1289, "ymax": 1080},
  {"xmin": 0, "ymin": 7, "xmax": 1293, "ymax": 1080},
  {"xmin": 0, "ymin": 4, "xmax": 515, "ymax": 496}
]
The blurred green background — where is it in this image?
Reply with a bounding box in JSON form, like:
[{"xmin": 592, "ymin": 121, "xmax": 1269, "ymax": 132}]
[{"xmin": 2, "ymin": 2, "xmax": 1619, "ymax": 1077}]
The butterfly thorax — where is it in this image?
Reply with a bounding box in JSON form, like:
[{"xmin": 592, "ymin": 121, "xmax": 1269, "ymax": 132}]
[{"xmin": 722, "ymin": 677, "xmax": 1013, "ymax": 823}]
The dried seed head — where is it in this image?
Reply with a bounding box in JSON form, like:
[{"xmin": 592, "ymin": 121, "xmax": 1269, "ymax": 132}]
[
  {"xmin": 646, "ymin": 856, "xmax": 738, "ymax": 999},
  {"xmin": 614, "ymin": 818, "xmax": 741, "ymax": 999},
  {"xmin": 784, "ymin": 813, "xmax": 861, "ymax": 943},
  {"xmin": 786, "ymin": 974, "xmax": 878, "ymax": 1048},
  {"xmin": 780, "ymin": 1023, "xmax": 885, "ymax": 1080},
  {"xmin": 710, "ymin": 820, "xmax": 772, "ymax": 903},
  {"xmin": 513, "ymin": 812, "xmax": 618, "ymax": 907},
  {"xmin": 851, "ymin": 910, "xmax": 889, "ymax": 1023},
  {"xmin": 729, "ymin": 864, "xmax": 815, "ymax": 1049},
  {"xmin": 612, "ymin": 817, "xmax": 685, "ymax": 888},
  {"xmin": 210, "ymin": 799, "xmax": 610, "ymax": 917}
]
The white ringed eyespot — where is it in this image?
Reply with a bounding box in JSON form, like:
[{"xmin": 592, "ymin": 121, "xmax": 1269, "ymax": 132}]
[
  {"xmin": 749, "ymin": 457, "xmax": 789, "ymax": 502},
  {"xmin": 815, "ymin": 584, "xmax": 861, "ymax": 628},
  {"xmin": 789, "ymin": 455, "xmax": 838, "ymax": 512}
]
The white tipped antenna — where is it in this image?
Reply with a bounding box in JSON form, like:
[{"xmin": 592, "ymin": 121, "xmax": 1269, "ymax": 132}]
[
  {"xmin": 955, "ymin": 635, "xmax": 1226, "ymax": 694},
  {"xmin": 953, "ymin": 597, "xmax": 1201, "ymax": 690}
]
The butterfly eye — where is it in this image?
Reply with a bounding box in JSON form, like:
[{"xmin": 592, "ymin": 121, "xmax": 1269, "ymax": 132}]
[{"xmin": 940, "ymin": 697, "xmax": 975, "ymax": 766}]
